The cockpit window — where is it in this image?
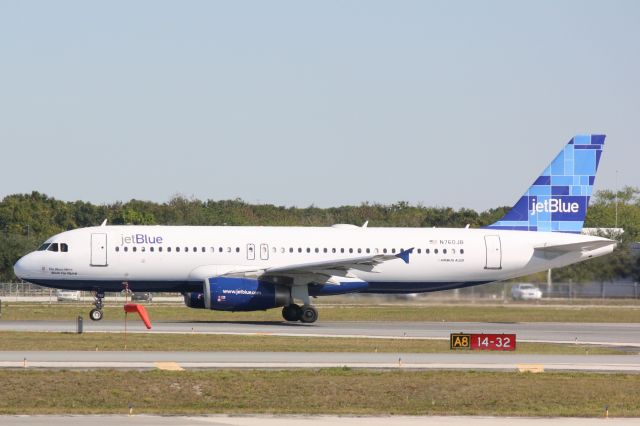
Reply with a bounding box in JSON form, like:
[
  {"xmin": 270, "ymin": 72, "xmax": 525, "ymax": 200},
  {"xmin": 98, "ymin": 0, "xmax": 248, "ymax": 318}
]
[
  {"xmin": 37, "ymin": 243, "xmax": 51, "ymax": 251},
  {"xmin": 60, "ymin": 243, "xmax": 68, "ymax": 252},
  {"xmin": 47, "ymin": 243, "xmax": 59, "ymax": 252}
]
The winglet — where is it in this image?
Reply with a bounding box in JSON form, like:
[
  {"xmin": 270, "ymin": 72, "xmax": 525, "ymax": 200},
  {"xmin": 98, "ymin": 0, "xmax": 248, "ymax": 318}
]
[{"xmin": 396, "ymin": 248, "xmax": 414, "ymax": 264}]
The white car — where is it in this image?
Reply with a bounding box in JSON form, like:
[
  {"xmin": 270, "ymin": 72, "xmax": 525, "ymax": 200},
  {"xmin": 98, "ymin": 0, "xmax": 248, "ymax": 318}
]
[
  {"xmin": 56, "ymin": 290, "xmax": 81, "ymax": 301},
  {"xmin": 511, "ymin": 284, "xmax": 543, "ymax": 300}
]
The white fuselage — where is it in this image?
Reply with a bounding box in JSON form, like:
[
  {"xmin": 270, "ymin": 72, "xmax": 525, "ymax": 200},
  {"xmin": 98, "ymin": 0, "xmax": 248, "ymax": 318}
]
[{"xmin": 13, "ymin": 224, "xmax": 615, "ymax": 294}]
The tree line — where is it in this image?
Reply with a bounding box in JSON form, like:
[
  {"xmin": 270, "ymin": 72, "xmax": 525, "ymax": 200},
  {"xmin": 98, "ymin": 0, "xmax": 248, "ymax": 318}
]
[{"xmin": 1, "ymin": 188, "xmax": 639, "ymax": 283}]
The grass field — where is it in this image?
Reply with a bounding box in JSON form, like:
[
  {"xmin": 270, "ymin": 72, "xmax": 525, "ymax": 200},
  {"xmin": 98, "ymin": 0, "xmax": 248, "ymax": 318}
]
[
  {"xmin": 0, "ymin": 331, "xmax": 626, "ymax": 354},
  {"xmin": 2, "ymin": 302, "xmax": 640, "ymax": 322},
  {"xmin": 0, "ymin": 369, "xmax": 638, "ymax": 416}
]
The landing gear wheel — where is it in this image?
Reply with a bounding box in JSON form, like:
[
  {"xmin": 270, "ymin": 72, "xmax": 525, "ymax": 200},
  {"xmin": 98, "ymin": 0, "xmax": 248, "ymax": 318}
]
[
  {"xmin": 282, "ymin": 304, "xmax": 302, "ymax": 322},
  {"xmin": 89, "ymin": 309, "xmax": 103, "ymax": 321},
  {"xmin": 90, "ymin": 290, "xmax": 105, "ymax": 321},
  {"xmin": 300, "ymin": 305, "xmax": 318, "ymax": 323}
]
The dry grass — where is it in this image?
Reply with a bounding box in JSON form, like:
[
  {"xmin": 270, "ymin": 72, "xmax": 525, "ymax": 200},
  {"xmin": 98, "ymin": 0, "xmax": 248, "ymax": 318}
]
[
  {"xmin": 0, "ymin": 369, "xmax": 639, "ymax": 416},
  {"xmin": 0, "ymin": 331, "xmax": 627, "ymax": 354}
]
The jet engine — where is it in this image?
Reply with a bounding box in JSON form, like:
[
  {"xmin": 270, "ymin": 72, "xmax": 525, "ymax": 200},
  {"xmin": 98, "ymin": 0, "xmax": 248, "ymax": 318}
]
[{"xmin": 184, "ymin": 276, "xmax": 289, "ymax": 311}]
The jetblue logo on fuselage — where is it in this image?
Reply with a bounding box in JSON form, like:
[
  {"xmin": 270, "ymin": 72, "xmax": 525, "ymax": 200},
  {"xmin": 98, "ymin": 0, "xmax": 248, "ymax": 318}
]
[
  {"xmin": 120, "ymin": 233, "xmax": 164, "ymax": 246},
  {"xmin": 530, "ymin": 198, "xmax": 580, "ymax": 216}
]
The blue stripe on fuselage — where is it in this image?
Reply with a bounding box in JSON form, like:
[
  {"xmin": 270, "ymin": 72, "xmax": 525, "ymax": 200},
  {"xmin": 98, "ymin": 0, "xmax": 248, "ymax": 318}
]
[{"xmin": 25, "ymin": 278, "xmax": 493, "ymax": 295}]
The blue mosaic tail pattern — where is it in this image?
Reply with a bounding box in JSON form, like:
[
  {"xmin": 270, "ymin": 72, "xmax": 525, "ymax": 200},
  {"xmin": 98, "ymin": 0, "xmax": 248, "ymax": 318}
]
[{"xmin": 486, "ymin": 135, "xmax": 605, "ymax": 233}]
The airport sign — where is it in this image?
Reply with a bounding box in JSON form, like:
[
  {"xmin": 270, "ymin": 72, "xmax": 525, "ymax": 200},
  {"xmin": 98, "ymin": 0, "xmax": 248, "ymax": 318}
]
[{"xmin": 450, "ymin": 333, "xmax": 516, "ymax": 351}]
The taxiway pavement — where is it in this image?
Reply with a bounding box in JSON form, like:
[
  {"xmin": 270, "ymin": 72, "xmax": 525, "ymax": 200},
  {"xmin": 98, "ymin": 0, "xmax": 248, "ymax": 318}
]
[
  {"xmin": 0, "ymin": 320, "xmax": 638, "ymax": 347},
  {"xmin": 4, "ymin": 350, "xmax": 640, "ymax": 372},
  {"xmin": 2, "ymin": 415, "xmax": 639, "ymax": 425}
]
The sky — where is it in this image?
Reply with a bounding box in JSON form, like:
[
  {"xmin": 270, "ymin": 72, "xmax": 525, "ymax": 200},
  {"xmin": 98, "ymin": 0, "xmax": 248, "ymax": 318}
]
[{"xmin": 0, "ymin": 0, "xmax": 638, "ymax": 211}]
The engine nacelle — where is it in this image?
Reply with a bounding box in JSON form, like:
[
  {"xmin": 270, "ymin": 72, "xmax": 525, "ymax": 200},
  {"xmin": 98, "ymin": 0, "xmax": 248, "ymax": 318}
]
[{"xmin": 188, "ymin": 277, "xmax": 290, "ymax": 312}]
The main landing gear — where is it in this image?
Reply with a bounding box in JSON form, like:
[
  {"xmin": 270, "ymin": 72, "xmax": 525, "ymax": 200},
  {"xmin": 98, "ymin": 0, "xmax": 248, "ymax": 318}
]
[
  {"xmin": 282, "ymin": 304, "xmax": 318, "ymax": 323},
  {"xmin": 89, "ymin": 290, "xmax": 105, "ymax": 321}
]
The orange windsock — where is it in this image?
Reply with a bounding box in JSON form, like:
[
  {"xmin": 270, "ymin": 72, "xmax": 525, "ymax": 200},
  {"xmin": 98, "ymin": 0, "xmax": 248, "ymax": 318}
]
[{"xmin": 124, "ymin": 303, "xmax": 152, "ymax": 329}]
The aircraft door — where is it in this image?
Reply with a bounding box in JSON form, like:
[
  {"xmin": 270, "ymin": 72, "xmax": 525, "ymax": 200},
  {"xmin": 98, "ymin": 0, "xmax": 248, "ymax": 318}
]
[
  {"xmin": 484, "ymin": 235, "xmax": 502, "ymax": 269},
  {"xmin": 247, "ymin": 244, "xmax": 255, "ymax": 260},
  {"xmin": 260, "ymin": 244, "xmax": 269, "ymax": 260},
  {"xmin": 90, "ymin": 233, "xmax": 108, "ymax": 266}
]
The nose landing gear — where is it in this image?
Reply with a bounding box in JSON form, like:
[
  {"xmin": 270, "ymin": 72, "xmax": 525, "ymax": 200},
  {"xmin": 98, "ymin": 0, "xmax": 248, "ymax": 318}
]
[{"xmin": 89, "ymin": 290, "xmax": 105, "ymax": 321}]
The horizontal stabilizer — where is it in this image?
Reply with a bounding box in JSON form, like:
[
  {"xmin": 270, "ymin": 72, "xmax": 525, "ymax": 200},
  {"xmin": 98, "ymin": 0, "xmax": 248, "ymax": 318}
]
[{"xmin": 534, "ymin": 239, "xmax": 615, "ymax": 254}]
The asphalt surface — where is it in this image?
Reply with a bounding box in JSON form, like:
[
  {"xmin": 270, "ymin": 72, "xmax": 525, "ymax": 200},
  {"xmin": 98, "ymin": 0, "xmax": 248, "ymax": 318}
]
[
  {"xmin": 0, "ymin": 320, "xmax": 638, "ymax": 346},
  {"xmin": 3, "ymin": 350, "xmax": 640, "ymax": 372},
  {"xmin": 1, "ymin": 320, "xmax": 639, "ymax": 371},
  {"xmin": 1, "ymin": 416, "xmax": 638, "ymax": 425}
]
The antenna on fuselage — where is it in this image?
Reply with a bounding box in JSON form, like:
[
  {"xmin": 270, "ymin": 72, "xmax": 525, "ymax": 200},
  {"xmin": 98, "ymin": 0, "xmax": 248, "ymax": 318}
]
[
  {"xmin": 362, "ymin": 221, "xmax": 369, "ymax": 228},
  {"xmin": 100, "ymin": 219, "xmax": 108, "ymax": 227}
]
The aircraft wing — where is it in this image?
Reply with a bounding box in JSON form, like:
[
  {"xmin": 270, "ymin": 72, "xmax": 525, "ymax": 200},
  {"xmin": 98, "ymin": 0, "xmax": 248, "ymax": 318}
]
[{"xmin": 236, "ymin": 248, "xmax": 414, "ymax": 283}]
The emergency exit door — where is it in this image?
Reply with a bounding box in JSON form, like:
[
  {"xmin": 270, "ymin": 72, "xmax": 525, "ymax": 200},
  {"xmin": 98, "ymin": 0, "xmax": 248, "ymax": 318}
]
[
  {"xmin": 90, "ymin": 233, "xmax": 108, "ymax": 266},
  {"xmin": 484, "ymin": 235, "xmax": 502, "ymax": 269}
]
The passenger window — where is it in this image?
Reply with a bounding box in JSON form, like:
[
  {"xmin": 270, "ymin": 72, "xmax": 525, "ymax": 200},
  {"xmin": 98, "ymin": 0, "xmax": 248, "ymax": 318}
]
[
  {"xmin": 289, "ymin": 248, "xmax": 293, "ymax": 253},
  {"xmin": 349, "ymin": 248, "xmax": 353, "ymax": 253},
  {"xmin": 323, "ymin": 248, "xmax": 328, "ymax": 253},
  {"xmin": 366, "ymin": 248, "xmax": 370, "ymax": 254},
  {"xmin": 443, "ymin": 249, "xmax": 447, "ymax": 254},
  {"xmin": 315, "ymin": 248, "xmax": 319, "ymax": 253},
  {"xmin": 391, "ymin": 248, "xmax": 396, "ymax": 254},
  {"xmin": 426, "ymin": 248, "xmax": 430, "ymax": 254},
  {"xmin": 115, "ymin": 246, "xmax": 120, "ymax": 252},
  {"xmin": 417, "ymin": 248, "xmax": 421, "ymax": 254},
  {"xmin": 201, "ymin": 247, "xmax": 205, "ymax": 252},
  {"xmin": 47, "ymin": 243, "xmax": 59, "ymax": 252},
  {"xmin": 176, "ymin": 247, "xmax": 180, "ymax": 252},
  {"xmin": 141, "ymin": 247, "xmax": 146, "ymax": 252},
  {"xmin": 298, "ymin": 248, "xmax": 302, "ymax": 253},
  {"xmin": 226, "ymin": 247, "xmax": 231, "ymax": 252},
  {"xmin": 124, "ymin": 247, "xmax": 129, "ymax": 252},
  {"xmin": 383, "ymin": 248, "xmax": 387, "ymax": 254},
  {"xmin": 150, "ymin": 247, "xmax": 154, "ymax": 252},
  {"xmin": 60, "ymin": 243, "xmax": 68, "ymax": 252},
  {"xmin": 159, "ymin": 247, "xmax": 163, "ymax": 252},
  {"xmin": 332, "ymin": 248, "xmax": 336, "ymax": 253},
  {"xmin": 167, "ymin": 247, "xmax": 172, "ymax": 252},
  {"xmin": 340, "ymin": 248, "xmax": 345, "ymax": 253},
  {"xmin": 219, "ymin": 247, "xmax": 223, "ymax": 252},
  {"xmin": 185, "ymin": 247, "xmax": 189, "ymax": 252},
  {"xmin": 306, "ymin": 248, "xmax": 310, "ymax": 253},
  {"xmin": 236, "ymin": 247, "xmax": 240, "ymax": 253},
  {"xmin": 460, "ymin": 249, "xmax": 465, "ymax": 254},
  {"xmin": 434, "ymin": 249, "xmax": 439, "ymax": 254},
  {"xmin": 133, "ymin": 247, "xmax": 137, "ymax": 252}
]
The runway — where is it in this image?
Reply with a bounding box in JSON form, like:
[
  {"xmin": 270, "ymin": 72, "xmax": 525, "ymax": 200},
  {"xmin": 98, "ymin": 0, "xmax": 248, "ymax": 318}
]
[
  {"xmin": 1, "ymin": 320, "xmax": 639, "ymax": 347},
  {"xmin": 1, "ymin": 320, "xmax": 639, "ymax": 372}
]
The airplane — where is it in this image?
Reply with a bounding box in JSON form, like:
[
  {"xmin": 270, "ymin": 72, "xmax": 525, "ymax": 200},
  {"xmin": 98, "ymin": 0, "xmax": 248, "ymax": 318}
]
[{"xmin": 13, "ymin": 134, "xmax": 615, "ymax": 323}]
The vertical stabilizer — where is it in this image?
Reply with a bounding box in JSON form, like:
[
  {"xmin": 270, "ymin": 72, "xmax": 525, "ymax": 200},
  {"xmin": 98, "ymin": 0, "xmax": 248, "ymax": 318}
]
[{"xmin": 487, "ymin": 134, "xmax": 605, "ymax": 233}]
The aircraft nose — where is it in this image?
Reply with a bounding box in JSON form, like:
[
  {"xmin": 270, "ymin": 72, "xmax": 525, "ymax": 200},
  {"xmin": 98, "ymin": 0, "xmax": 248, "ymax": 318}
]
[{"xmin": 13, "ymin": 254, "xmax": 34, "ymax": 279}]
